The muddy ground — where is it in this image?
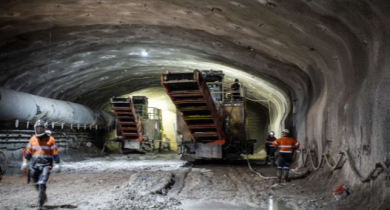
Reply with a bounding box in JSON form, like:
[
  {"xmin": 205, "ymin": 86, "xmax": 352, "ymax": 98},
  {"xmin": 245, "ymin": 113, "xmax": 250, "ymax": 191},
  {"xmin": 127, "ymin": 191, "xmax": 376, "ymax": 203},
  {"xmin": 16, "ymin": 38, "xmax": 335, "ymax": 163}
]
[{"xmin": 0, "ymin": 152, "xmax": 357, "ymax": 210}]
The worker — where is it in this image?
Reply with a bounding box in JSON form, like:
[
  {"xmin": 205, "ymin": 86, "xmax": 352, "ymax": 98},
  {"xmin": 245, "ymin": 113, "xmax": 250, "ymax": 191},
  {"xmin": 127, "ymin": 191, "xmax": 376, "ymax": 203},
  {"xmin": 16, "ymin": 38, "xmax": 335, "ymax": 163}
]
[
  {"xmin": 230, "ymin": 79, "xmax": 241, "ymax": 100},
  {"xmin": 272, "ymin": 128, "xmax": 300, "ymax": 183},
  {"xmin": 265, "ymin": 131, "xmax": 277, "ymax": 166},
  {"xmin": 20, "ymin": 120, "xmax": 61, "ymax": 210}
]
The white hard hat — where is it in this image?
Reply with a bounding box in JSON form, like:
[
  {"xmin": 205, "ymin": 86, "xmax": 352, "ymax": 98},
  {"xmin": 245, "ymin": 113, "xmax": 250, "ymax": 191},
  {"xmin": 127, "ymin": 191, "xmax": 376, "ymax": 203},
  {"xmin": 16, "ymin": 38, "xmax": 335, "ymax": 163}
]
[
  {"xmin": 34, "ymin": 120, "xmax": 47, "ymax": 137},
  {"xmin": 282, "ymin": 129, "xmax": 290, "ymax": 134},
  {"xmin": 45, "ymin": 130, "xmax": 52, "ymax": 136}
]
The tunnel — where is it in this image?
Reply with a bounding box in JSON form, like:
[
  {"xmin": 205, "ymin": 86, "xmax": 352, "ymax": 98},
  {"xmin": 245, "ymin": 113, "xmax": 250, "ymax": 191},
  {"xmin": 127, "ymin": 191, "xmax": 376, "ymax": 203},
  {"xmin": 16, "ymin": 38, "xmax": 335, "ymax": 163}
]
[{"xmin": 0, "ymin": 0, "xmax": 389, "ymax": 210}]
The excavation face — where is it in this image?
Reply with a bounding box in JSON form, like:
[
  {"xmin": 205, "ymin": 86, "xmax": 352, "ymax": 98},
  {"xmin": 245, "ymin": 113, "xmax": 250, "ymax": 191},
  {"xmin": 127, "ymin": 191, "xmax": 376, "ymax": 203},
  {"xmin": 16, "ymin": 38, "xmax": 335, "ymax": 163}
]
[{"xmin": 0, "ymin": 0, "xmax": 390, "ymax": 209}]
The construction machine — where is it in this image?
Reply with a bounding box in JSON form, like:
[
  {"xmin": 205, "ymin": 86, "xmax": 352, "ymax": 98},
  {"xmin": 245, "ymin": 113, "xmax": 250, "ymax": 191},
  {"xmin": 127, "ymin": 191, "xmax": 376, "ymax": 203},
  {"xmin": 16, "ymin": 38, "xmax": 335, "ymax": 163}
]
[
  {"xmin": 161, "ymin": 70, "xmax": 255, "ymax": 161},
  {"xmin": 110, "ymin": 96, "xmax": 166, "ymax": 152}
]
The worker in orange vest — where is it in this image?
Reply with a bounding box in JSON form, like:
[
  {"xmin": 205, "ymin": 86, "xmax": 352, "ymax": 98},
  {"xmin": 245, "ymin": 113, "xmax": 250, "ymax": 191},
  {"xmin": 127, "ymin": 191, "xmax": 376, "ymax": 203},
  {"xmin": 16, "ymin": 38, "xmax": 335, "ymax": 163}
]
[
  {"xmin": 272, "ymin": 128, "xmax": 300, "ymax": 183},
  {"xmin": 265, "ymin": 131, "xmax": 276, "ymax": 166},
  {"xmin": 20, "ymin": 120, "xmax": 60, "ymax": 210}
]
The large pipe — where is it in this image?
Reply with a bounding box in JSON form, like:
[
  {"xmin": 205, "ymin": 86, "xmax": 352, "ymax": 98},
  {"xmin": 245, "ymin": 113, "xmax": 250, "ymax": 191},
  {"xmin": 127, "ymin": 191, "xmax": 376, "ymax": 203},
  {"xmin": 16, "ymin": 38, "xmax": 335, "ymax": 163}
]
[{"xmin": 0, "ymin": 87, "xmax": 114, "ymax": 127}]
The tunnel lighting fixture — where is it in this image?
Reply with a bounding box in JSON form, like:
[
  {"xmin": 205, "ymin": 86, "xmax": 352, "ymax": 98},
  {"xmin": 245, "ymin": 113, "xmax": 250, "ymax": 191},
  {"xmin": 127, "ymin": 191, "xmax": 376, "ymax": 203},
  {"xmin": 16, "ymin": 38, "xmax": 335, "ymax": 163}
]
[{"xmin": 141, "ymin": 50, "xmax": 149, "ymax": 57}]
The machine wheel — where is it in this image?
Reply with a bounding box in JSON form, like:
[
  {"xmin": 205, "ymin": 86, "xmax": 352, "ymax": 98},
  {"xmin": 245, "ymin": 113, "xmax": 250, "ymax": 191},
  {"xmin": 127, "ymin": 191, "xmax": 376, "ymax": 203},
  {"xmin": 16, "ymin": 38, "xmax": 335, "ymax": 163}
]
[
  {"xmin": 183, "ymin": 146, "xmax": 189, "ymax": 154},
  {"xmin": 177, "ymin": 145, "xmax": 182, "ymax": 155},
  {"xmin": 157, "ymin": 141, "xmax": 162, "ymax": 153},
  {"xmin": 0, "ymin": 151, "xmax": 7, "ymax": 175}
]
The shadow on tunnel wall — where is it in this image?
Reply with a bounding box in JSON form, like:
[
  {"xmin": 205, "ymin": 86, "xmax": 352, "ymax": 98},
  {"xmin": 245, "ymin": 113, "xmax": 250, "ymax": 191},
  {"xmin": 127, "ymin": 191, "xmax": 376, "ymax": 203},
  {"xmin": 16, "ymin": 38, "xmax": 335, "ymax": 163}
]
[{"xmin": 246, "ymin": 100, "xmax": 269, "ymax": 155}]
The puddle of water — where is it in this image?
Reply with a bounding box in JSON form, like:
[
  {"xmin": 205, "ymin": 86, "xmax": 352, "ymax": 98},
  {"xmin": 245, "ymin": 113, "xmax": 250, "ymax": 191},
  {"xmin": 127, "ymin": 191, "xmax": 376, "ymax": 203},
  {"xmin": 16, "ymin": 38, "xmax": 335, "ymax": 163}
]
[
  {"xmin": 267, "ymin": 197, "xmax": 293, "ymax": 210},
  {"xmin": 30, "ymin": 204, "xmax": 78, "ymax": 209},
  {"xmin": 181, "ymin": 201, "xmax": 258, "ymax": 210},
  {"xmin": 180, "ymin": 198, "xmax": 294, "ymax": 210},
  {"xmin": 61, "ymin": 157, "xmax": 186, "ymax": 172}
]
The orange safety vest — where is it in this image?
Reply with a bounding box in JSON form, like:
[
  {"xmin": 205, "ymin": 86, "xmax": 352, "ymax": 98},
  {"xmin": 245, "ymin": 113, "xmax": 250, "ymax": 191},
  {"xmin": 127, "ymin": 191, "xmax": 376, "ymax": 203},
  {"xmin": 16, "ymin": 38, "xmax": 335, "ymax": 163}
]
[
  {"xmin": 26, "ymin": 135, "xmax": 58, "ymax": 167},
  {"xmin": 272, "ymin": 136, "xmax": 300, "ymax": 153},
  {"xmin": 265, "ymin": 136, "xmax": 276, "ymax": 147}
]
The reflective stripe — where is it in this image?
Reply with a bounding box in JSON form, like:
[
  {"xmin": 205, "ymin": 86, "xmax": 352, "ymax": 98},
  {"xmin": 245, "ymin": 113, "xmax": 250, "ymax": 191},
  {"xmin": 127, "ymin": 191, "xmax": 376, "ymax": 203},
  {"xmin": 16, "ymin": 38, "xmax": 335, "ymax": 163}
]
[
  {"xmin": 274, "ymin": 142, "xmax": 278, "ymax": 145},
  {"xmin": 279, "ymin": 151, "xmax": 292, "ymax": 153},
  {"xmin": 279, "ymin": 145, "xmax": 292, "ymax": 148},
  {"xmin": 277, "ymin": 167, "xmax": 283, "ymax": 169},
  {"xmin": 32, "ymin": 146, "xmax": 50, "ymax": 150},
  {"xmin": 283, "ymin": 167, "xmax": 290, "ymax": 170},
  {"xmin": 31, "ymin": 145, "xmax": 56, "ymax": 150},
  {"xmin": 32, "ymin": 155, "xmax": 54, "ymax": 158}
]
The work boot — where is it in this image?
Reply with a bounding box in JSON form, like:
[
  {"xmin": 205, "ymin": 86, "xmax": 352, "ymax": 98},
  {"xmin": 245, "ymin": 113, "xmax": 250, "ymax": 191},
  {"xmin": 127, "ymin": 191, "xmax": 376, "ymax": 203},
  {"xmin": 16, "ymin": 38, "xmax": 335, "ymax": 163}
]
[
  {"xmin": 265, "ymin": 156, "xmax": 269, "ymax": 165},
  {"xmin": 38, "ymin": 184, "xmax": 47, "ymax": 208},
  {"xmin": 283, "ymin": 170, "xmax": 291, "ymax": 182},
  {"xmin": 36, "ymin": 202, "xmax": 43, "ymax": 210},
  {"xmin": 277, "ymin": 169, "xmax": 282, "ymax": 184},
  {"xmin": 270, "ymin": 158, "xmax": 275, "ymax": 167}
]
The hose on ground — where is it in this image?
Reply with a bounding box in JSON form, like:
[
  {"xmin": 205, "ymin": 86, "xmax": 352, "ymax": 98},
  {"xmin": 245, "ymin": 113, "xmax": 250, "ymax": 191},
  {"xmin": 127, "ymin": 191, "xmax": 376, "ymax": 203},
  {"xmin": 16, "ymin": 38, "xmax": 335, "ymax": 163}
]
[
  {"xmin": 301, "ymin": 148, "xmax": 387, "ymax": 182},
  {"xmin": 246, "ymin": 146, "xmax": 387, "ymax": 182},
  {"xmin": 324, "ymin": 152, "xmax": 344, "ymax": 171},
  {"xmin": 342, "ymin": 150, "xmax": 384, "ymax": 182},
  {"xmin": 246, "ymin": 154, "xmax": 277, "ymax": 179}
]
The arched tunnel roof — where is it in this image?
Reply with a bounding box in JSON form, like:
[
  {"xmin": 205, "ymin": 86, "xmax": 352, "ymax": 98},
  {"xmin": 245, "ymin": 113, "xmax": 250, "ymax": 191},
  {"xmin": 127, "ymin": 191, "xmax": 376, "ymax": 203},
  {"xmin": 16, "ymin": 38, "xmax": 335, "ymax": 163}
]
[
  {"xmin": 0, "ymin": 0, "xmax": 335, "ymax": 134},
  {"xmin": 1, "ymin": 0, "xmax": 390, "ymax": 172}
]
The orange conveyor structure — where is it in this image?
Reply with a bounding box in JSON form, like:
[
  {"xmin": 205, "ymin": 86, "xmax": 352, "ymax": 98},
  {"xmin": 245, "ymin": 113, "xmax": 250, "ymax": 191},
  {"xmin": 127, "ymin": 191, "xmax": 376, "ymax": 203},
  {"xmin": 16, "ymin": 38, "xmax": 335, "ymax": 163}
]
[
  {"xmin": 110, "ymin": 97, "xmax": 142, "ymax": 148},
  {"xmin": 161, "ymin": 70, "xmax": 225, "ymax": 145}
]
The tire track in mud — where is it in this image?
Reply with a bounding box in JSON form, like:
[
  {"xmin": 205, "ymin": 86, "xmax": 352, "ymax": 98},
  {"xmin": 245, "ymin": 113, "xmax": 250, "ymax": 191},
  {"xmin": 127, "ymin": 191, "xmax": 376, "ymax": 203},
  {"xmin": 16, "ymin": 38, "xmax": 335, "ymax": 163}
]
[
  {"xmin": 226, "ymin": 166, "xmax": 240, "ymax": 202},
  {"xmin": 155, "ymin": 173, "xmax": 177, "ymax": 196},
  {"xmin": 227, "ymin": 165, "xmax": 265, "ymax": 206},
  {"xmin": 168, "ymin": 163, "xmax": 193, "ymax": 196}
]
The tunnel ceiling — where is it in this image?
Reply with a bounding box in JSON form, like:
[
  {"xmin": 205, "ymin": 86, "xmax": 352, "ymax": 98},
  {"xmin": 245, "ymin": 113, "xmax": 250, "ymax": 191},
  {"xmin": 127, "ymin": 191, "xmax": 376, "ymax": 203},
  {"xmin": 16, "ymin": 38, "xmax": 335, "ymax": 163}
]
[
  {"xmin": 0, "ymin": 1, "xmax": 389, "ymax": 135},
  {"xmin": 0, "ymin": 0, "xmax": 323, "ymax": 106}
]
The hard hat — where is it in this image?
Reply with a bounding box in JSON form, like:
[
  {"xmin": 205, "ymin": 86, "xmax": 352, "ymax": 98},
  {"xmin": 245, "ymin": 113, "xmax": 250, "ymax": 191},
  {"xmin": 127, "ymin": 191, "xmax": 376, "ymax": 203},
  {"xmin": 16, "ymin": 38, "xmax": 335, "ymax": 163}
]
[
  {"xmin": 269, "ymin": 131, "xmax": 275, "ymax": 136},
  {"xmin": 234, "ymin": 79, "xmax": 239, "ymax": 83},
  {"xmin": 282, "ymin": 128, "xmax": 290, "ymax": 134},
  {"xmin": 34, "ymin": 120, "xmax": 47, "ymax": 137}
]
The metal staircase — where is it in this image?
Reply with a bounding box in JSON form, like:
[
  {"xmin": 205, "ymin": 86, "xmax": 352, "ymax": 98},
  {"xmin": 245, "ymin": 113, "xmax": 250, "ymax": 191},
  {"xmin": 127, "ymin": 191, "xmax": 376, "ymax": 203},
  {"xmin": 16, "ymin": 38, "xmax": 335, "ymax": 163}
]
[
  {"xmin": 161, "ymin": 70, "xmax": 225, "ymax": 145},
  {"xmin": 110, "ymin": 97, "xmax": 142, "ymax": 149}
]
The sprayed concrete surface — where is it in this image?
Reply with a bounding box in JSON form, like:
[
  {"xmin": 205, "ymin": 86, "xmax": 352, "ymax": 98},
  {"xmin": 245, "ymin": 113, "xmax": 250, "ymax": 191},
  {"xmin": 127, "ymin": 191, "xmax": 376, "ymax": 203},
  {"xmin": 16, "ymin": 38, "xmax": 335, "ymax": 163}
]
[{"xmin": 0, "ymin": 153, "xmax": 364, "ymax": 210}]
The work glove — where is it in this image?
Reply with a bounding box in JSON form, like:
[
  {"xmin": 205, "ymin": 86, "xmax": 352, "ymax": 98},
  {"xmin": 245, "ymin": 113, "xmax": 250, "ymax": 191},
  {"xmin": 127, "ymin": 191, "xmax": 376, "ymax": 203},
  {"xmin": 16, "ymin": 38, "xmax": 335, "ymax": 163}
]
[
  {"xmin": 45, "ymin": 130, "xmax": 52, "ymax": 136},
  {"xmin": 52, "ymin": 164, "xmax": 61, "ymax": 173},
  {"xmin": 20, "ymin": 161, "xmax": 27, "ymax": 171}
]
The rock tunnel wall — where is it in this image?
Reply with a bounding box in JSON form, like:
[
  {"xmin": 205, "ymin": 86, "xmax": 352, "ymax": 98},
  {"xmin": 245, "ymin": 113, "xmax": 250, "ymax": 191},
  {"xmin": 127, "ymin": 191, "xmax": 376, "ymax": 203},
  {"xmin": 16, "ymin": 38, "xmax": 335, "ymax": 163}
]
[{"xmin": 0, "ymin": 0, "xmax": 390, "ymax": 207}]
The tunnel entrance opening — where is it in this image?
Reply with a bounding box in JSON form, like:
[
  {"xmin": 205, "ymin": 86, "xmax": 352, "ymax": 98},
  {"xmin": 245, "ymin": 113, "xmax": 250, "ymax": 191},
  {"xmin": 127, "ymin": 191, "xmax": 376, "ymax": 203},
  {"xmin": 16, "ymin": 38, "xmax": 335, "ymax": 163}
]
[{"xmin": 108, "ymin": 69, "xmax": 274, "ymax": 162}]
